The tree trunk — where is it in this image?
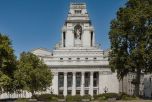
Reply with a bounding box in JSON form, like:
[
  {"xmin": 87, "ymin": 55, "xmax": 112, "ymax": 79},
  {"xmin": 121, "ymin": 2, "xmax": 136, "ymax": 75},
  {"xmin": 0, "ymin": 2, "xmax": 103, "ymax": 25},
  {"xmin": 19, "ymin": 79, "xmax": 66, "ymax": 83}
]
[{"xmin": 134, "ymin": 68, "xmax": 141, "ymax": 97}]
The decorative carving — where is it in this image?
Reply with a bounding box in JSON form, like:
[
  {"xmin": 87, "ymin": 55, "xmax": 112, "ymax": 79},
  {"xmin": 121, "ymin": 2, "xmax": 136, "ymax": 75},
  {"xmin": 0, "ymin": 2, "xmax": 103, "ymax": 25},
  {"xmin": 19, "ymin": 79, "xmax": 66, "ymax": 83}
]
[{"xmin": 74, "ymin": 25, "xmax": 82, "ymax": 40}]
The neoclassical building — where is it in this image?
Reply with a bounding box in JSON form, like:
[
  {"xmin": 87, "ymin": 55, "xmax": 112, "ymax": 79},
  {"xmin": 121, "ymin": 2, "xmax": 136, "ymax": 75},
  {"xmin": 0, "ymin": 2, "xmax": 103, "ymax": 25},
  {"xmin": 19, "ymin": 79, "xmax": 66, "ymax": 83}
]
[
  {"xmin": 32, "ymin": 3, "xmax": 119, "ymax": 96},
  {"xmin": 0, "ymin": 3, "xmax": 119, "ymax": 99}
]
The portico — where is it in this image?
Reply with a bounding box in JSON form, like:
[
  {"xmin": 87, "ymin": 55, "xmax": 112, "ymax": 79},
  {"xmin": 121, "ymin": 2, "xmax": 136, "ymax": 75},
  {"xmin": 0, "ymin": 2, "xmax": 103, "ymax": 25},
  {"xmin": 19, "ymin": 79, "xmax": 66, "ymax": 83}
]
[{"xmin": 57, "ymin": 71, "xmax": 98, "ymax": 96}]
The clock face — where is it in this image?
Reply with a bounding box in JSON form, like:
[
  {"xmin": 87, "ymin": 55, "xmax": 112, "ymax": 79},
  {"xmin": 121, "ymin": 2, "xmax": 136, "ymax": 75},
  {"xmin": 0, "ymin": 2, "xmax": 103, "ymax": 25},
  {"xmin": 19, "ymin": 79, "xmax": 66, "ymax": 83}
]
[{"xmin": 74, "ymin": 25, "xmax": 82, "ymax": 40}]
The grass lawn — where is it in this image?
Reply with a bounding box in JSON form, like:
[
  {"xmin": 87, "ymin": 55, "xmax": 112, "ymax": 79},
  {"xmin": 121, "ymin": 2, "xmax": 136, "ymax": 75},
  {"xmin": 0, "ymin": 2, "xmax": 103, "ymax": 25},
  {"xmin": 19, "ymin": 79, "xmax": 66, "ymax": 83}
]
[
  {"xmin": 93, "ymin": 99, "xmax": 152, "ymax": 102},
  {"xmin": 116, "ymin": 100, "xmax": 152, "ymax": 102}
]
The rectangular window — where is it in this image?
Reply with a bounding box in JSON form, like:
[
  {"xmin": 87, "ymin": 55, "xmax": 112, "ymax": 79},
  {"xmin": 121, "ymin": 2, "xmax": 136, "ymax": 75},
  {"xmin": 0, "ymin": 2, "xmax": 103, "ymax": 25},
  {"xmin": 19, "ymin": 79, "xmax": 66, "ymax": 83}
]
[
  {"xmin": 77, "ymin": 58, "xmax": 80, "ymax": 61},
  {"xmin": 85, "ymin": 72, "xmax": 90, "ymax": 87},
  {"xmin": 94, "ymin": 57, "xmax": 97, "ymax": 60},
  {"xmin": 93, "ymin": 80, "xmax": 97, "ymax": 87},
  {"xmin": 85, "ymin": 90, "xmax": 89, "ymax": 95},
  {"xmin": 67, "ymin": 73, "xmax": 72, "ymax": 87},
  {"xmin": 68, "ymin": 58, "xmax": 72, "ymax": 61},
  {"xmin": 85, "ymin": 58, "xmax": 88, "ymax": 60},
  {"xmin": 76, "ymin": 90, "xmax": 80, "ymax": 95},
  {"xmin": 59, "ymin": 90, "xmax": 63, "ymax": 95},
  {"xmin": 75, "ymin": 10, "xmax": 82, "ymax": 14},
  {"xmin": 60, "ymin": 58, "xmax": 63, "ymax": 61},
  {"xmin": 76, "ymin": 73, "xmax": 81, "ymax": 87},
  {"xmin": 58, "ymin": 73, "xmax": 64, "ymax": 87}
]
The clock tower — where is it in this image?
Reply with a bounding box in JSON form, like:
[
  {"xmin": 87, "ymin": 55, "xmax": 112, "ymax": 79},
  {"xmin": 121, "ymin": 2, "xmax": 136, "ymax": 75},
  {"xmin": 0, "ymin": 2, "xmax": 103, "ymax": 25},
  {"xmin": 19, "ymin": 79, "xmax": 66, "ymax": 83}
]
[{"xmin": 61, "ymin": 3, "xmax": 95, "ymax": 48}]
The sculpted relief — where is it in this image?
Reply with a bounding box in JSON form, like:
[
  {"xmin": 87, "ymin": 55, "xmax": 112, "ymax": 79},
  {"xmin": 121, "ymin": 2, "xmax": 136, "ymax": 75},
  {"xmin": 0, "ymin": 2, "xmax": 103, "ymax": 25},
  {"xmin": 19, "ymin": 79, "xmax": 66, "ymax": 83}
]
[{"xmin": 74, "ymin": 25, "xmax": 82, "ymax": 40}]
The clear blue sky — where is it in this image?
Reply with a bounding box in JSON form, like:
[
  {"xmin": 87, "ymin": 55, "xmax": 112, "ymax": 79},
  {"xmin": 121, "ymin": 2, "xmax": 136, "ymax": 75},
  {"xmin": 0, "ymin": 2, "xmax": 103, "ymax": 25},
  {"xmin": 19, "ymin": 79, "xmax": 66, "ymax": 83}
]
[{"xmin": 0, "ymin": 0, "xmax": 127, "ymax": 57}]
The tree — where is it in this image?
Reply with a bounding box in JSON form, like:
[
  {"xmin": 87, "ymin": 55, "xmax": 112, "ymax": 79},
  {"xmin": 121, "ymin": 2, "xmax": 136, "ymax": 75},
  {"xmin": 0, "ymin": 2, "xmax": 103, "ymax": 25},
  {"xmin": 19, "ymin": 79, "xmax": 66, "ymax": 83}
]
[
  {"xmin": 109, "ymin": 0, "xmax": 152, "ymax": 96},
  {"xmin": 14, "ymin": 52, "xmax": 53, "ymax": 96},
  {"xmin": 0, "ymin": 33, "xmax": 17, "ymax": 94}
]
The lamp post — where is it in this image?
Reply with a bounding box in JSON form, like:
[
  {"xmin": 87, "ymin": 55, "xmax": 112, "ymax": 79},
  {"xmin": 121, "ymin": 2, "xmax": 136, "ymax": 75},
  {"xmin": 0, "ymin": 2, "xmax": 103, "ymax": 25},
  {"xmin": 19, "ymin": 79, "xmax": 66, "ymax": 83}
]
[
  {"xmin": 104, "ymin": 86, "xmax": 108, "ymax": 93},
  {"xmin": 50, "ymin": 87, "xmax": 54, "ymax": 94}
]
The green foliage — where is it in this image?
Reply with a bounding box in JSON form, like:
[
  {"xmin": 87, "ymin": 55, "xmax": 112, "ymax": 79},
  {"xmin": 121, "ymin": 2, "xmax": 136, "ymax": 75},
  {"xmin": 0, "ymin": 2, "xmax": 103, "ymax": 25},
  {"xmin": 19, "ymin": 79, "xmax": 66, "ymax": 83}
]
[
  {"xmin": 82, "ymin": 95, "xmax": 91, "ymax": 100},
  {"xmin": 109, "ymin": 0, "xmax": 152, "ymax": 96},
  {"xmin": 94, "ymin": 93, "xmax": 119, "ymax": 100},
  {"xmin": 119, "ymin": 93, "xmax": 137, "ymax": 100},
  {"xmin": 31, "ymin": 94, "xmax": 91, "ymax": 102},
  {"xmin": 14, "ymin": 52, "xmax": 53, "ymax": 96},
  {"xmin": 58, "ymin": 95, "xmax": 65, "ymax": 99},
  {"xmin": 94, "ymin": 93, "xmax": 137, "ymax": 101},
  {"xmin": 34, "ymin": 94, "xmax": 58, "ymax": 102},
  {"xmin": 66, "ymin": 95, "xmax": 82, "ymax": 102},
  {"xmin": 0, "ymin": 33, "xmax": 17, "ymax": 94},
  {"xmin": 16, "ymin": 98, "xmax": 29, "ymax": 102}
]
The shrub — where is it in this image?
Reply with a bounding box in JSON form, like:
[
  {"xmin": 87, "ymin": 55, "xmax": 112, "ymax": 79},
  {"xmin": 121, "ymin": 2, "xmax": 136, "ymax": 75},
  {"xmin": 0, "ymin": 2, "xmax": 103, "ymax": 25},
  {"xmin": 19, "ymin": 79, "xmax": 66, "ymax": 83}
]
[
  {"xmin": 93, "ymin": 95, "xmax": 99, "ymax": 100},
  {"xmin": 58, "ymin": 95, "xmax": 65, "ymax": 99},
  {"xmin": 82, "ymin": 95, "xmax": 92, "ymax": 100},
  {"xmin": 34, "ymin": 94, "xmax": 58, "ymax": 101},
  {"xmin": 94, "ymin": 93, "xmax": 119, "ymax": 100},
  {"xmin": 120, "ymin": 93, "xmax": 137, "ymax": 100},
  {"xmin": 16, "ymin": 98, "xmax": 29, "ymax": 102},
  {"xmin": 66, "ymin": 95, "xmax": 82, "ymax": 102}
]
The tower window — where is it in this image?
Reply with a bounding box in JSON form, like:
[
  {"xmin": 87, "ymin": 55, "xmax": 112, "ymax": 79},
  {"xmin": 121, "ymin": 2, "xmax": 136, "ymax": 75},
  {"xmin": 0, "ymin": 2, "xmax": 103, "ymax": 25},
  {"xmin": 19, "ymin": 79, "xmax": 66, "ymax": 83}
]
[{"xmin": 75, "ymin": 10, "xmax": 82, "ymax": 14}]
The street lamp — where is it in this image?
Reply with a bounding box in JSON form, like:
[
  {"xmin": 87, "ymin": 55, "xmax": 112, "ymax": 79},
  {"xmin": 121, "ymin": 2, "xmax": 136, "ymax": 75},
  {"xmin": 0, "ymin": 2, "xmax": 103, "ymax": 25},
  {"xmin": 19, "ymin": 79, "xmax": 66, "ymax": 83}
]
[
  {"xmin": 104, "ymin": 86, "xmax": 108, "ymax": 93},
  {"xmin": 50, "ymin": 87, "xmax": 54, "ymax": 94}
]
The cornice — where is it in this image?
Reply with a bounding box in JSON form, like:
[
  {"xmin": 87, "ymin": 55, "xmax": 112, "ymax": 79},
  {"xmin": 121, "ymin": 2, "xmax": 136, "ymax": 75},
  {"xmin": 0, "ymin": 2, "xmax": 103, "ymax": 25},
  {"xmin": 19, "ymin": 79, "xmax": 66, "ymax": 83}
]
[{"xmin": 49, "ymin": 65, "xmax": 109, "ymax": 68}]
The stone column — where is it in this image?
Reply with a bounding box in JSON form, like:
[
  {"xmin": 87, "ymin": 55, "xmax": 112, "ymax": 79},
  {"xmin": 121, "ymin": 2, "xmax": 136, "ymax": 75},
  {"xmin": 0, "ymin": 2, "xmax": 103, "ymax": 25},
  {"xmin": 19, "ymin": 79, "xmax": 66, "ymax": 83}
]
[
  {"xmin": 64, "ymin": 72, "xmax": 67, "ymax": 96},
  {"xmin": 81, "ymin": 72, "xmax": 85, "ymax": 96},
  {"xmin": 53, "ymin": 72, "xmax": 58, "ymax": 95},
  {"xmin": 72, "ymin": 72, "xmax": 76, "ymax": 95},
  {"xmin": 89, "ymin": 72, "xmax": 93, "ymax": 96}
]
